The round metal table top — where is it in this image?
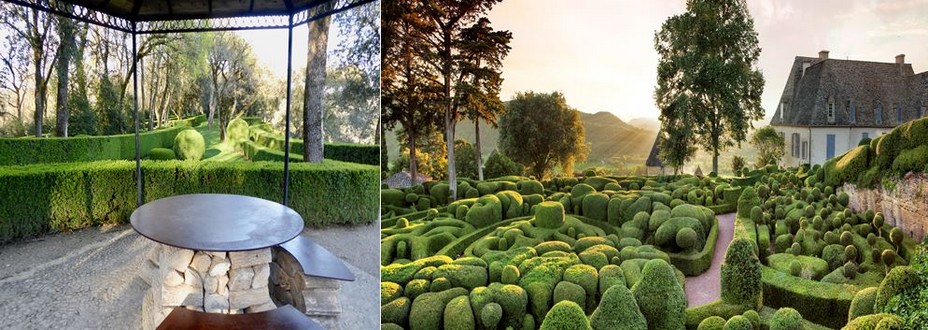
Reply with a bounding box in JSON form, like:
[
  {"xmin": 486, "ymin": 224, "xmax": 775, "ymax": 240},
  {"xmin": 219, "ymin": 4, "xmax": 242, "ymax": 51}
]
[{"xmin": 130, "ymin": 194, "xmax": 304, "ymax": 251}]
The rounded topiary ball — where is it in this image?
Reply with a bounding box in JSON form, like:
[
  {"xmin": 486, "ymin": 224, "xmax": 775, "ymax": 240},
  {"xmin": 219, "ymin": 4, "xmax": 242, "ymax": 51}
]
[
  {"xmin": 723, "ymin": 315, "xmax": 753, "ymax": 330},
  {"xmin": 698, "ymin": 316, "xmax": 727, "ymax": 330},
  {"xmin": 676, "ymin": 227, "xmax": 698, "ymax": 250},
  {"xmin": 173, "ymin": 129, "xmax": 206, "ymax": 160},
  {"xmin": 539, "ymin": 301, "xmax": 591, "ymax": 330},
  {"xmin": 148, "ymin": 147, "xmax": 176, "ymax": 160},
  {"xmin": 770, "ymin": 307, "xmax": 803, "ymax": 330},
  {"xmin": 226, "ymin": 117, "xmax": 249, "ymax": 145},
  {"xmin": 535, "ymin": 201, "xmax": 566, "ymax": 229},
  {"xmin": 789, "ymin": 260, "xmax": 802, "ymax": 276},
  {"xmin": 480, "ymin": 302, "xmax": 503, "ymax": 329},
  {"xmin": 844, "ymin": 262, "xmax": 858, "ymax": 279},
  {"xmin": 742, "ymin": 310, "xmax": 760, "ymax": 329},
  {"xmin": 845, "ymin": 245, "xmax": 858, "ymax": 263},
  {"xmin": 840, "ymin": 231, "xmax": 854, "ymax": 246}
]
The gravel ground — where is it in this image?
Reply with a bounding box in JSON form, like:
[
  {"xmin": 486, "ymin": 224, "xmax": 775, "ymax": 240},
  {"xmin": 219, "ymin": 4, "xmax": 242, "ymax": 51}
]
[
  {"xmin": 0, "ymin": 221, "xmax": 379, "ymax": 330},
  {"xmin": 685, "ymin": 212, "xmax": 735, "ymax": 307}
]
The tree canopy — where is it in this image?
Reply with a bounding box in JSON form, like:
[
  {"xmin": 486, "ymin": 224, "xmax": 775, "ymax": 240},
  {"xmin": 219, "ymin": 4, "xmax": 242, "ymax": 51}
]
[
  {"xmin": 751, "ymin": 126, "xmax": 785, "ymax": 167},
  {"xmin": 654, "ymin": 0, "xmax": 765, "ymax": 174},
  {"xmin": 498, "ymin": 91, "xmax": 588, "ymax": 180}
]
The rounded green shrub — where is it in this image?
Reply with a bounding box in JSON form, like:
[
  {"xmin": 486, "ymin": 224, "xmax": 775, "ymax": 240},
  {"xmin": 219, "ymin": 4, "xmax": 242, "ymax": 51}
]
[
  {"xmin": 535, "ymin": 201, "xmax": 566, "ymax": 229},
  {"xmin": 742, "ymin": 310, "xmax": 760, "ymax": 329},
  {"xmin": 405, "ymin": 279, "xmax": 430, "ymax": 300},
  {"xmin": 502, "ymin": 265, "xmax": 520, "ymax": 285},
  {"xmin": 590, "ymin": 284, "xmax": 646, "ymax": 330},
  {"xmin": 631, "ymin": 259, "xmax": 685, "ymax": 330},
  {"xmin": 430, "ymin": 277, "xmax": 452, "ymax": 292},
  {"xmin": 845, "ymin": 245, "xmax": 859, "ymax": 263},
  {"xmin": 720, "ymin": 238, "xmax": 761, "ymax": 308},
  {"xmin": 874, "ymin": 266, "xmax": 920, "ymax": 311},
  {"xmin": 563, "ymin": 264, "xmax": 598, "ymax": 299},
  {"xmin": 881, "ymin": 250, "xmax": 896, "ymax": 272},
  {"xmin": 480, "ymin": 302, "xmax": 503, "ymax": 329},
  {"xmin": 597, "ymin": 265, "xmax": 625, "ymax": 295},
  {"xmin": 844, "ymin": 313, "xmax": 904, "ymax": 330},
  {"xmin": 723, "ymin": 315, "xmax": 752, "ymax": 330},
  {"xmin": 789, "ymin": 260, "xmax": 802, "ymax": 276},
  {"xmin": 444, "ymin": 295, "xmax": 475, "ymax": 330},
  {"xmin": 553, "ymin": 281, "xmax": 586, "ymax": 309},
  {"xmin": 769, "ymin": 307, "xmax": 803, "ymax": 330},
  {"xmin": 173, "ymin": 129, "xmax": 206, "ymax": 160},
  {"xmin": 848, "ymin": 287, "xmax": 878, "ymax": 322},
  {"xmin": 676, "ymin": 227, "xmax": 698, "ymax": 250},
  {"xmin": 381, "ymin": 296, "xmax": 411, "ymax": 326},
  {"xmin": 226, "ymin": 117, "xmax": 250, "ymax": 145},
  {"xmin": 844, "ymin": 261, "xmax": 858, "ymax": 279},
  {"xmin": 382, "ymin": 282, "xmax": 404, "ymax": 305},
  {"xmin": 408, "ymin": 287, "xmax": 468, "ymax": 330},
  {"xmin": 698, "ymin": 316, "xmax": 727, "ymax": 330},
  {"xmin": 148, "ymin": 147, "xmax": 176, "ymax": 160},
  {"xmin": 539, "ymin": 300, "xmax": 592, "ymax": 330}
]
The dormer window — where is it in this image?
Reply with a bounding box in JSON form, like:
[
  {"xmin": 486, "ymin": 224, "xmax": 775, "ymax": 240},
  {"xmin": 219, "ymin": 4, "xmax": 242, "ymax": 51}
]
[
  {"xmin": 827, "ymin": 97, "xmax": 835, "ymax": 123},
  {"xmin": 847, "ymin": 100, "xmax": 856, "ymax": 123},
  {"xmin": 875, "ymin": 101, "xmax": 883, "ymax": 125},
  {"xmin": 780, "ymin": 101, "xmax": 787, "ymax": 119}
]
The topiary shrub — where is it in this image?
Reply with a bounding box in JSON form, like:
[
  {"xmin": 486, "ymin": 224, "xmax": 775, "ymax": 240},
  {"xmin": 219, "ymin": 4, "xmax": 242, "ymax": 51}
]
[
  {"xmin": 535, "ymin": 201, "xmax": 566, "ymax": 229},
  {"xmin": 480, "ymin": 303, "xmax": 503, "ymax": 329},
  {"xmin": 382, "ymin": 296, "xmax": 412, "ymax": 327},
  {"xmin": 590, "ymin": 284, "xmax": 646, "ymax": 330},
  {"xmin": 720, "ymin": 238, "xmax": 762, "ymax": 308},
  {"xmin": 597, "ymin": 265, "xmax": 625, "ymax": 295},
  {"xmin": 581, "ymin": 193, "xmax": 609, "ymax": 222},
  {"xmin": 769, "ymin": 307, "xmax": 803, "ymax": 330},
  {"xmin": 553, "ymin": 280, "xmax": 586, "ymax": 309},
  {"xmin": 631, "ymin": 259, "xmax": 686, "ymax": 330},
  {"xmin": 698, "ymin": 316, "xmax": 726, "ymax": 330},
  {"xmin": 466, "ymin": 195, "xmax": 503, "ymax": 228},
  {"xmin": 848, "ymin": 287, "xmax": 878, "ymax": 322},
  {"xmin": 148, "ymin": 147, "xmax": 176, "ymax": 160},
  {"xmin": 444, "ymin": 295, "xmax": 475, "ymax": 330},
  {"xmin": 742, "ymin": 310, "xmax": 760, "ymax": 329},
  {"xmin": 722, "ymin": 315, "xmax": 752, "ymax": 330},
  {"xmin": 226, "ymin": 117, "xmax": 250, "ymax": 146},
  {"xmin": 408, "ymin": 287, "xmax": 468, "ymax": 330},
  {"xmin": 563, "ymin": 264, "xmax": 598, "ymax": 308},
  {"xmin": 891, "ymin": 144, "xmax": 928, "ymax": 174},
  {"xmin": 539, "ymin": 300, "xmax": 592, "ymax": 330},
  {"xmin": 173, "ymin": 129, "xmax": 205, "ymax": 160},
  {"xmin": 843, "ymin": 313, "xmax": 904, "ymax": 330},
  {"xmin": 502, "ymin": 265, "xmax": 520, "ymax": 285},
  {"xmin": 737, "ymin": 187, "xmax": 760, "ymax": 219},
  {"xmin": 874, "ymin": 266, "xmax": 920, "ymax": 311},
  {"xmin": 382, "ymin": 282, "xmax": 404, "ymax": 305}
]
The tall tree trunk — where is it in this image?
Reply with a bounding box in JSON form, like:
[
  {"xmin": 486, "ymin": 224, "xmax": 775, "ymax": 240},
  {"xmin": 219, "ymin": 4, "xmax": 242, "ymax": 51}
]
[
  {"xmin": 476, "ymin": 120, "xmax": 483, "ymax": 180},
  {"xmin": 303, "ymin": 1, "xmax": 333, "ymax": 163},
  {"xmin": 443, "ymin": 28, "xmax": 457, "ymax": 201},
  {"xmin": 55, "ymin": 17, "xmax": 74, "ymax": 137},
  {"xmin": 33, "ymin": 46, "xmax": 45, "ymax": 137},
  {"xmin": 408, "ymin": 130, "xmax": 418, "ymax": 186}
]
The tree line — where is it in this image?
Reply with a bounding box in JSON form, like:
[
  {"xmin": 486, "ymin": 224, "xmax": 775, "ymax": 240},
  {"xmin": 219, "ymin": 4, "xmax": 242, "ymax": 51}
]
[{"xmin": 0, "ymin": 2, "xmax": 380, "ymax": 159}]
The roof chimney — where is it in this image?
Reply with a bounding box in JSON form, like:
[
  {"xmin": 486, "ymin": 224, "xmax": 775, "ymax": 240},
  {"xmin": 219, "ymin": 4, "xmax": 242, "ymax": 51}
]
[
  {"xmin": 896, "ymin": 54, "xmax": 905, "ymax": 64},
  {"xmin": 819, "ymin": 50, "xmax": 829, "ymax": 60}
]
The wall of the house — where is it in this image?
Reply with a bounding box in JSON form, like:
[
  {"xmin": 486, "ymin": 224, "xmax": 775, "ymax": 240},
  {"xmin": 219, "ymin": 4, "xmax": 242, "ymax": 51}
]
[{"xmin": 774, "ymin": 125, "xmax": 891, "ymax": 166}]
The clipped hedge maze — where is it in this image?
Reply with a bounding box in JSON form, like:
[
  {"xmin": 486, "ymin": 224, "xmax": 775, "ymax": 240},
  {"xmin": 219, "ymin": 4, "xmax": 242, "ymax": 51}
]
[{"xmin": 381, "ymin": 174, "xmax": 735, "ymax": 329}]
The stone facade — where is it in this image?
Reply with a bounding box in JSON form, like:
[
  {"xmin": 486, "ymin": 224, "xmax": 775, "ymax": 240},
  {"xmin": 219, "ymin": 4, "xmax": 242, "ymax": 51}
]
[
  {"xmin": 843, "ymin": 173, "xmax": 928, "ymax": 242},
  {"xmin": 140, "ymin": 244, "xmax": 343, "ymax": 329}
]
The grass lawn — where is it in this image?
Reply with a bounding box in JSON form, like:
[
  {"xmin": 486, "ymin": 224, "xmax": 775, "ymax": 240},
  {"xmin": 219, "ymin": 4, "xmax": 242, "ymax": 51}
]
[{"xmin": 194, "ymin": 124, "xmax": 245, "ymax": 162}]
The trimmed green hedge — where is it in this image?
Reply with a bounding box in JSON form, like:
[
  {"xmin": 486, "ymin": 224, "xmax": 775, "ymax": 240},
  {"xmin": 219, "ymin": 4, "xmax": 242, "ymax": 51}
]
[
  {"xmin": 669, "ymin": 217, "xmax": 720, "ymax": 276},
  {"xmin": 0, "ymin": 159, "xmax": 378, "ymax": 241},
  {"xmin": 248, "ymin": 129, "xmax": 378, "ymax": 165},
  {"xmin": 760, "ymin": 266, "xmax": 858, "ymax": 328},
  {"xmin": 0, "ymin": 125, "xmax": 187, "ymax": 165}
]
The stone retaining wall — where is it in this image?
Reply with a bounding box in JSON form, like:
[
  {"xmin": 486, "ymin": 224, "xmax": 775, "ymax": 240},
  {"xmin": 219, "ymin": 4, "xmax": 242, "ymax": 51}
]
[{"xmin": 843, "ymin": 173, "xmax": 928, "ymax": 242}]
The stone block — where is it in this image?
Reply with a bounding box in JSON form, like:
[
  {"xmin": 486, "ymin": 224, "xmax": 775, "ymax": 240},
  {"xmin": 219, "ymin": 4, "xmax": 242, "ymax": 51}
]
[
  {"xmin": 229, "ymin": 248, "xmax": 272, "ymax": 269},
  {"xmin": 161, "ymin": 246, "xmax": 194, "ymax": 272},
  {"xmin": 183, "ymin": 269, "xmax": 202, "ymax": 288},
  {"xmin": 189, "ymin": 252, "xmax": 211, "ymax": 274},
  {"xmin": 204, "ymin": 275, "xmax": 219, "ymax": 294},
  {"xmin": 300, "ymin": 288, "xmax": 341, "ymax": 316},
  {"xmin": 204, "ymin": 294, "xmax": 229, "ymax": 314},
  {"xmin": 245, "ymin": 301, "xmax": 277, "ymax": 313},
  {"xmin": 218, "ymin": 274, "xmax": 230, "ymax": 296},
  {"xmin": 252, "ymin": 264, "xmax": 270, "ymax": 289},
  {"xmin": 161, "ymin": 284, "xmax": 203, "ymax": 306},
  {"xmin": 302, "ymin": 276, "xmax": 339, "ymax": 290},
  {"xmin": 229, "ymin": 267, "xmax": 255, "ymax": 291},
  {"xmin": 209, "ymin": 259, "xmax": 231, "ymax": 277},
  {"xmin": 269, "ymin": 262, "xmax": 285, "ymax": 287},
  {"xmin": 163, "ymin": 270, "xmax": 184, "ymax": 287},
  {"xmin": 230, "ymin": 287, "xmax": 272, "ymax": 310}
]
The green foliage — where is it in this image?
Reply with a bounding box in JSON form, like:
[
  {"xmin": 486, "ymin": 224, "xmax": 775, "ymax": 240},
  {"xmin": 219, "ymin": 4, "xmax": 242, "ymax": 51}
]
[
  {"xmin": 631, "ymin": 259, "xmax": 686, "ymax": 330},
  {"xmin": 843, "ymin": 313, "xmax": 904, "ymax": 330},
  {"xmin": 848, "ymin": 287, "xmax": 878, "ymax": 322},
  {"xmin": 732, "ymin": 156, "xmax": 746, "ymax": 176},
  {"xmin": 742, "ymin": 310, "xmax": 760, "ymax": 329},
  {"xmin": 751, "ymin": 126, "xmax": 785, "ymax": 167},
  {"xmin": 499, "ymin": 91, "xmax": 588, "ymax": 179},
  {"xmin": 539, "ymin": 300, "xmax": 592, "ymax": 330},
  {"xmin": 382, "ymin": 296, "xmax": 412, "ymax": 327},
  {"xmin": 480, "ymin": 303, "xmax": 503, "ymax": 329},
  {"xmin": 698, "ymin": 316, "xmax": 727, "ymax": 330},
  {"xmin": 226, "ymin": 117, "xmax": 250, "ymax": 146},
  {"xmin": 484, "ymin": 150, "xmax": 523, "ymax": 179},
  {"xmin": 553, "ymin": 281, "xmax": 586, "ymax": 310},
  {"xmin": 737, "ymin": 187, "xmax": 760, "ymax": 219},
  {"xmin": 408, "ymin": 287, "xmax": 468, "ymax": 330},
  {"xmin": 723, "ymin": 315, "xmax": 753, "ymax": 330},
  {"xmin": 874, "ymin": 266, "xmax": 920, "ymax": 311},
  {"xmin": 535, "ymin": 201, "xmax": 566, "ymax": 229},
  {"xmin": 590, "ymin": 284, "xmax": 647, "ymax": 330},
  {"xmin": 148, "ymin": 148, "xmax": 176, "ymax": 160},
  {"xmin": 443, "ymin": 295, "xmax": 475, "ymax": 330},
  {"xmin": 0, "ymin": 159, "xmax": 378, "ymax": 241},
  {"xmin": 173, "ymin": 129, "xmax": 206, "ymax": 161},
  {"xmin": 720, "ymin": 238, "xmax": 762, "ymax": 307},
  {"xmin": 250, "ymin": 129, "xmax": 379, "ymax": 165},
  {"xmin": 382, "ymin": 282, "xmax": 404, "ymax": 305},
  {"xmin": 0, "ymin": 124, "xmax": 188, "ymax": 165},
  {"xmin": 769, "ymin": 307, "xmax": 803, "ymax": 330},
  {"xmin": 453, "ymin": 139, "xmax": 479, "ymax": 180}
]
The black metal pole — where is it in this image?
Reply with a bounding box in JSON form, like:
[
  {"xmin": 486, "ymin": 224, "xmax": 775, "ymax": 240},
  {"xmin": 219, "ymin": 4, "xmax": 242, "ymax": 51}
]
[
  {"xmin": 283, "ymin": 15, "xmax": 294, "ymax": 206},
  {"xmin": 132, "ymin": 25, "xmax": 142, "ymax": 206}
]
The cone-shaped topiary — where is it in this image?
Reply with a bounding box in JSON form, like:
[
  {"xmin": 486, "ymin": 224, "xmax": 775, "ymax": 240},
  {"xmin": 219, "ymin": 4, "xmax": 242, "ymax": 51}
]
[
  {"xmin": 173, "ymin": 129, "xmax": 206, "ymax": 160},
  {"xmin": 631, "ymin": 259, "xmax": 686, "ymax": 330},
  {"xmin": 720, "ymin": 238, "xmax": 762, "ymax": 308},
  {"xmin": 590, "ymin": 284, "xmax": 646, "ymax": 330},
  {"xmin": 539, "ymin": 300, "xmax": 592, "ymax": 330}
]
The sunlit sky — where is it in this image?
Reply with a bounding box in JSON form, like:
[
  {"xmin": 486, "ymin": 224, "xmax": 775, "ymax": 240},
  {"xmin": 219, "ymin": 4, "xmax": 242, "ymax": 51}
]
[
  {"xmin": 236, "ymin": 19, "xmax": 347, "ymax": 81},
  {"xmin": 485, "ymin": 0, "xmax": 928, "ymax": 123}
]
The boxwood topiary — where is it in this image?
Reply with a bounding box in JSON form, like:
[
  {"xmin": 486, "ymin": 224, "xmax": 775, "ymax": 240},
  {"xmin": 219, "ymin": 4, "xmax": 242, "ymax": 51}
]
[
  {"xmin": 631, "ymin": 259, "xmax": 686, "ymax": 330},
  {"xmin": 173, "ymin": 129, "xmax": 205, "ymax": 161},
  {"xmin": 148, "ymin": 147, "xmax": 176, "ymax": 160},
  {"xmin": 848, "ymin": 286, "xmax": 878, "ymax": 322},
  {"xmin": 553, "ymin": 280, "xmax": 586, "ymax": 309},
  {"xmin": 539, "ymin": 300, "xmax": 592, "ymax": 330},
  {"xmin": 722, "ymin": 315, "xmax": 752, "ymax": 330},
  {"xmin": 382, "ymin": 282, "xmax": 404, "ymax": 305},
  {"xmin": 698, "ymin": 316, "xmax": 726, "ymax": 330},
  {"xmin": 720, "ymin": 238, "xmax": 761, "ymax": 308},
  {"xmin": 874, "ymin": 266, "xmax": 920, "ymax": 311},
  {"xmin": 843, "ymin": 313, "xmax": 904, "ymax": 330},
  {"xmin": 535, "ymin": 201, "xmax": 566, "ymax": 229},
  {"xmin": 443, "ymin": 295, "xmax": 475, "ymax": 330},
  {"xmin": 480, "ymin": 302, "xmax": 503, "ymax": 329},
  {"xmin": 741, "ymin": 310, "xmax": 760, "ymax": 329},
  {"xmin": 597, "ymin": 265, "xmax": 625, "ymax": 295},
  {"xmin": 737, "ymin": 187, "xmax": 760, "ymax": 219},
  {"xmin": 581, "ymin": 192, "xmax": 609, "ymax": 222},
  {"xmin": 589, "ymin": 284, "xmax": 646, "ymax": 330},
  {"xmin": 381, "ymin": 296, "xmax": 412, "ymax": 327},
  {"xmin": 408, "ymin": 287, "xmax": 468, "ymax": 330},
  {"xmin": 769, "ymin": 307, "xmax": 803, "ymax": 330}
]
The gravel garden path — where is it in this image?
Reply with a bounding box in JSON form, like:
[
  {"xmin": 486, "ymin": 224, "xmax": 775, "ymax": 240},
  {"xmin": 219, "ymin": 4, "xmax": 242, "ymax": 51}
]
[
  {"xmin": 685, "ymin": 212, "xmax": 735, "ymax": 307},
  {"xmin": 0, "ymin": 221, "xmax": 379, "ymax": 330}
]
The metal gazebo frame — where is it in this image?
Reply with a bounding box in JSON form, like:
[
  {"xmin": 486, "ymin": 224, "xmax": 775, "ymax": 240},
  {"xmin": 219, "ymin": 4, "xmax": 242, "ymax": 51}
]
[{"xmin": 2, "ymin": 0, "xmax": 375, "ymax": 206}]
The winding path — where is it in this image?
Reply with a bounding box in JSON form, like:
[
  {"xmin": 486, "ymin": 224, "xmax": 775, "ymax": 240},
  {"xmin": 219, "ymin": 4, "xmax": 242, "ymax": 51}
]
[{"xmin": 685, "ymin": 212, "xmax": 735, "ymax": 307}]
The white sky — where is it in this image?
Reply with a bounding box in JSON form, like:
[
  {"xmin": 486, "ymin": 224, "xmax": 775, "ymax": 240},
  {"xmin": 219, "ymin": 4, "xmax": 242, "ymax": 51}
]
[
  {"xmin": 486, "ymin": 0, "xmax": 928, "ymax": 123},
  {"xmin": 236, "ymin": 19, "xmax": 346, "ymax": 81}
]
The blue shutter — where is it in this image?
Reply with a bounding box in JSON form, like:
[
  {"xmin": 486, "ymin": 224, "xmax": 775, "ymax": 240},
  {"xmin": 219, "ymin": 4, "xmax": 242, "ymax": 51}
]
[{"xmin": 826, "ymin": 134, "xmax": 836, "ymax": 160}]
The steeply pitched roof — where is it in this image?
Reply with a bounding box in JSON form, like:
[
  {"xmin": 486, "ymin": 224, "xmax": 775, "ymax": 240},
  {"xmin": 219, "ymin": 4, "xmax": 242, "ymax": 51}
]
[
  {"xmin": 770, "ymin": 55, "xmax": 928, "ymax": 128},
  {"xmin": 646, "ymin": 132, "xmax": 662, "ymax": 167}
]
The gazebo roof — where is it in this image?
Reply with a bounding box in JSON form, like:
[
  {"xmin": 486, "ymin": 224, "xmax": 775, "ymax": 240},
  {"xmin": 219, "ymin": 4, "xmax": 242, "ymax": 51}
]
[{"xmin": 5, "ymin": 0, "xmax": 374, "ymax": 33}]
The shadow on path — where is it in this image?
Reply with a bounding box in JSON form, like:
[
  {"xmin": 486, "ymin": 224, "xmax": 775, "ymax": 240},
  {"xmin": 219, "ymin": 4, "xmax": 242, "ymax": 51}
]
[{"xmin": 685, "ymin": 212, "xmax": 735, "ymax": 307}]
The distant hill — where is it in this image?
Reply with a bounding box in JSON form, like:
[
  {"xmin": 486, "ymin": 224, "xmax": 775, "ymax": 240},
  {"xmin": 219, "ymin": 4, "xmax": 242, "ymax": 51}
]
[
  {"xmin": 385, "ymin": 110, "xmax": 657, "ymax": 166},
  {"xmin": 628, "ymin": 117, "xmax": 660, "ymax": 132}
]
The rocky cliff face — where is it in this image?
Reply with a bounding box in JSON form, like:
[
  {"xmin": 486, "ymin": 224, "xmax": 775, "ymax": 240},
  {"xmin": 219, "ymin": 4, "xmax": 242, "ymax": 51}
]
[{"xmin": 844, "ymin": 173, "xmax": 928, "ymax": 242}]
